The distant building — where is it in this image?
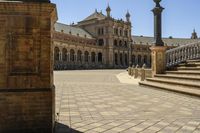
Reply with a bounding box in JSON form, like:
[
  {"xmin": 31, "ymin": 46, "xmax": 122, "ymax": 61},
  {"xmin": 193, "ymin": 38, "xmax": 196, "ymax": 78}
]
[{"xmin": 53, "ymin": 6, "xmax": 200, "ymax": 70}]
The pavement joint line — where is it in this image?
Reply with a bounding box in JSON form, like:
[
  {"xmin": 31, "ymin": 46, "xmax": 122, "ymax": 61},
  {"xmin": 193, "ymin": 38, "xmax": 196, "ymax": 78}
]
[
  {"xmin": 109, "ymin": 119, "xmax": 146, "ymax": 133},
  {"xmin": 101, "ymin": 119, "xmax": 144, "ymax": 133},
  {"xmin": 79, "ymin": 119, "xmax": 117, "ymax": 132}
]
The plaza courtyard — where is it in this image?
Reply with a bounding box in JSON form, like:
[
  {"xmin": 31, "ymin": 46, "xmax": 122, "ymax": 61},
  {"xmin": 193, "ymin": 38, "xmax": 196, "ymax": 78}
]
[{"xmin": 55, "ymin": 70, "xmax": 200, "ymax": 133}]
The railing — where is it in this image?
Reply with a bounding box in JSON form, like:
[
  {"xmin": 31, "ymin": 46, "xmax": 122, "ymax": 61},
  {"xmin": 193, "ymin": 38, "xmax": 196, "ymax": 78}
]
[
  {"xmin": 128, "ymin": 64, "xmax": 152, "ymax": 81},
  {"xmin": 166, "ymin": 41, "xmax": 200, "ymax": 68}
]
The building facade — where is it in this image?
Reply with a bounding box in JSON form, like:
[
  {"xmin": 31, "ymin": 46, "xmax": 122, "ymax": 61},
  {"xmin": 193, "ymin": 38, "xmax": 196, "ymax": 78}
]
[{"xmin": 53, "ymin": 6, "xmax": 199, "ymax": 70}]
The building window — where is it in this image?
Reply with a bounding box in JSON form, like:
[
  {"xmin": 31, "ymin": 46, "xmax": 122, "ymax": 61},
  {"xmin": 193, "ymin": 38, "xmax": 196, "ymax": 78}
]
[
  {"xmin": 114, "ymin": 39, "xmax": 118, "ymax": 46},
  {"xmin": 98, "ymin": 28, "xmax": 104, "ymax": 35},
  {"xmin": 84, "ymin": 51, "xmax": 89, "ymax": 62},
  {"xmin": 120, "ymin": 29, "xmax": 122, "ymax": 36},
  {"xmin": 101, "ymin": 28, "xmax": 104, "ymax": 35},
  {"xmin": 132, "ymin": 55, "xmax": 135, "ymax": 65},
  {"xmin": 62, "ymin": 48, "xmax": 67, "ymax": 61},
  {"xmin": 119, "ymin": 40, "xmax": 122, "ymax": 47},
  {"xmin": 98, "ymin": 39, "xmax": 104, "ymax": 46},
  {"xmin": 114, "ymin": 28, "xmax": 118, "ymax": 35},
  {"xmin": 124, "ymin": 30, "xmax": 128, "ymax": 37},
  {"xmin": 54, "ymin": 47, "xmax": 60, "ymax": 61},
  {"xmin": 91, "ymin": 52, "xmax": 96, "ymax": 63},
  {"xmin": 138, "ymin": 55, "xmax": 142, "ymax": 66},
  {"xmin": 144, "ymin": 55, "xmax": 147, "ymax": 65},
  {"xmin": 77, "ymin": 50, "xmax": 82, "ymax": 62},
  {"xmin": 125, "ymin": 54, "xmax": 128, "ymax": 66},
  {"xmin": 98, "ymin": 28, "xmax": 101, "ymax": 35},
  {"xmin": 98, "ymin": 52, "xmax": 103, "ymax": 63},
  {"xmin": 120, "ymin": 53, "xmax": 123, "ymax": 65},
  {"xmin": 70, "ymin": 49, "xmax": 75, "ymax": 62},
  {"xmin": 115, "ymin": 53, "xmax": 118, "ymax": 65},
  {"xmin": 124, "ymin": 41, "xmax": 127, "ymax": 47}
]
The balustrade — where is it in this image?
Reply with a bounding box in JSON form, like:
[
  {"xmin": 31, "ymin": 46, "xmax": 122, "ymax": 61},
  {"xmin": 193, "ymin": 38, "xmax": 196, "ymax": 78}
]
[{"xmin": 166, "ymin": 42, "xmax": 200, "ymax": 68}]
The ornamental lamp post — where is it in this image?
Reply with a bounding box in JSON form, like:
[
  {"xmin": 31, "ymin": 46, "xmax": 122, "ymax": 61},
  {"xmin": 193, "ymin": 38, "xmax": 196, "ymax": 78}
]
[
  {"xmin": 150, "ymin": 0, "xmax": 167, "ymax": 76},
  {"xmin": 152, "ymin": 0, "xmax": 164, "ymax": 46}
]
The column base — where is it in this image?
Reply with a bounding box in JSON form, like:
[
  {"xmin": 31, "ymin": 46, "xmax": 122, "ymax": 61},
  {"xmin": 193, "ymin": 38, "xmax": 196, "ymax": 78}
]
[{"xmin": 150, "ymin": 46, "xmax": 167, "ymax": 76}]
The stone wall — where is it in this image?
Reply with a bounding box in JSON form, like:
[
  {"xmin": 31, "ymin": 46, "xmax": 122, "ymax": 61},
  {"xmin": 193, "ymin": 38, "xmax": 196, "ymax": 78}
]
[{"xmin": 0, "ymin": 88, "xmax": 54, "ymax": 133}]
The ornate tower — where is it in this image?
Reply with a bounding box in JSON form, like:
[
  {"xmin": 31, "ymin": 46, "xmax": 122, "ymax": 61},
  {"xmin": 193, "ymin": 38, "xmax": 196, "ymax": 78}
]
[
  {"xmin": 0, "ymin": 0, "xmax": 57, "ymax": 133},
  {"xmin": 191, "ymin": 29, "xmax": 198, "ymax": 39},
  {"xmin": 106, "ymin": 4, "xmax": 111, "ymax": 18},
  {"xmin": 126, "ymin": 11, "xmax": 131, "ymax": 22}
]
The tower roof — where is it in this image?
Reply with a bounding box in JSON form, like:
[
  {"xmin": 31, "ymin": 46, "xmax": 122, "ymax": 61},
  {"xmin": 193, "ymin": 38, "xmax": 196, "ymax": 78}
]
[
  {"xmin": 82, "ymin": 10, "xmax": 106, "ymax": 21},
  {"xmin": 106, "ymin": 4, "xmax": 111, "ymax": 12},
  {"xmin": 126, "ymin": 11, "xmax": 130, "ymax": 17}
]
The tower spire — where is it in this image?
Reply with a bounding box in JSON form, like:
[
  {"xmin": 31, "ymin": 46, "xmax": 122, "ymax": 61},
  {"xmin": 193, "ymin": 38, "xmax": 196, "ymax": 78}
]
[
  {"xmin": 191, "ymin": 28, "xmax": 198, "ymax": 39},
  {"xmin": 106, "ymin": 4, "xmax": 111, "ymax": 18},
  {"xmin": 126, "ymin": 10, "xmax": 131, "ymax": 22}
]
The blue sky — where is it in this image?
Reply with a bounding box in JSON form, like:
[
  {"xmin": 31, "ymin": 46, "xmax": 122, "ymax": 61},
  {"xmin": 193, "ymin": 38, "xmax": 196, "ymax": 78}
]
[{"xmin": 51, "ymin": 0, "xmax": 200, "ymax": 38}]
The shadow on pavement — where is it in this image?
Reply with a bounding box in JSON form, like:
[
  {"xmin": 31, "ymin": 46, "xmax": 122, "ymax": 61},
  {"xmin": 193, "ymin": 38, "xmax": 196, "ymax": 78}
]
[{"xmin": 55, "ymin": 122, "xmax": 83, "ymax": 133}]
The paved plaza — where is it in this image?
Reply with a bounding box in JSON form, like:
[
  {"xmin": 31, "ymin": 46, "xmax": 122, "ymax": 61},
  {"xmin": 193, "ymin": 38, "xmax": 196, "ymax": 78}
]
[{"xmin": 55, "ymin": 70, "xmax": 200, "ymax": 133}]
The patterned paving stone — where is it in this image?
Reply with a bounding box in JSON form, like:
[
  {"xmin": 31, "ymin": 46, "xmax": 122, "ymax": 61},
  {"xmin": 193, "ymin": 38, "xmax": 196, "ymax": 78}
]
[{"xmin": 55, "ymin": 70, "xmax": 200, "ymax": 133}]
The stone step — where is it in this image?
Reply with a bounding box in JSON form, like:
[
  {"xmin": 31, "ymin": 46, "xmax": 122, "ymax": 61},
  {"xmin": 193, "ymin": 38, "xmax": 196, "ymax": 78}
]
[
  {"xmin": 166, "ymin": 70, "xmax": 200, "ymax": 76},
  {"xmin": 187, "ymin": 59, "xmax": 200, "ymax": 63},
  {"xmin": 146, "ymin": 78, "xmax": 200, "ymax": 88},
  {"xmin": 155, "ymin": 74, "xmax": 200, "ymax": 82},
  {"xmin": 176, "ymin": 67, "xmax": 200, "ymax": 70},
  {"xmin": 139, "ymin": 81, "xmax": 200, "ymax": 97}
]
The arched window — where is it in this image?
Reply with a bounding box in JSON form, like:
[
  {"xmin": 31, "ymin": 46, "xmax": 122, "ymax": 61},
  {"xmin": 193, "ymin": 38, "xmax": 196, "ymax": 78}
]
[
  {"xmin": 124, "ymin": 41, "xmax": 127, "ymax": 47},
  {"xmin": 120, "ymin": 29, "xmax": 122, "ymax": 36},
  {"xmin": 91, "ymin": 52, "xmax": 96, "ymax": 63},
  {"xmin": 120, "ymin": 53, "xmax": 123, "ymax": 65},
  {"xmin": 119, "ymin": 40, "xmax": 122, "ymax": 47},
  {"xmin": 132, "ymin": 55, "xmax": 135, "ymax": 65},
  {"xmin": 77, "ymin": 50, "xmax": 82, "ymax": 62},
  {"xmin": 84, "ymin": 51, "xmax": 89, "ymax": 62},
  {"xmin": 124, "ymin": 30, "xmax": 128, "ymax": 37},
  {"xmin": 144, "ymin": 55, "xmax": 148, "ymax": 65},
  {"xmin": 138, "ymin": 55, "xmax": 142, "ymax": 65},
  {"xmin": 114, "ymin": 39, "xmax": 118, "ymax": 46},
  {"xmin": 125, "ymin": 53, "xmax": 128, "ymax": 66},
  {"xmin": 115, "ymin": 28, "xmax": 118, "ymax": 35},
  {"xmin": 115, "ymin": 53, "xmax": 118, "ymax": 65},
  {"xmin": 54, "ymin": 47, "xmax": 60, "ymax": 61},
  {"xmin": 62, "ymin": 48, "xmax": 67, "ymax": 61},
  {"xmin": 98, "ymin": 52, "xmax": 103, "ymax": 63},
  {"xmin": 101, "ymin": 28, "xmax": 104, "ymax": 35},
  {"xmin": 98, "ymin": 28, "xmax": 101, "ymax": 35},
  {"xmin": 70, "ymin": 49, "xmax": 75, "ymax": 62},
  {"xmin": 98, "ymin": 39, "xmax": 104, "ymax": 46}
]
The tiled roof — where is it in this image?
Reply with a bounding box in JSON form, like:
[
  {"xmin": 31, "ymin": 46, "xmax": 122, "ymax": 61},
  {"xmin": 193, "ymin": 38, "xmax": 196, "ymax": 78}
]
[
  {"xmin": 54, "ymin": 22, "xmax": 94, "ymax": 39},
  {"xmin": 132, "ymin": 36, "xmax": 200, "ymax": 46},
  {"xmin": 82, "ymin": 11, "xmax": 106, "ymax": 21}
]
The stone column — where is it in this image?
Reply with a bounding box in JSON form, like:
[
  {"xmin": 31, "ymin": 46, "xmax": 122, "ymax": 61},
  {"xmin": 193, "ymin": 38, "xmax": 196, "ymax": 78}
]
[
  {"xmin": 151, "ymin": 0, "xmax": 166, "ymax": 76},
  {"xmin": 0, "ymin": 1, "xmax": 57, "ymax": 133}
]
